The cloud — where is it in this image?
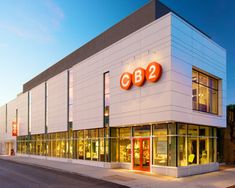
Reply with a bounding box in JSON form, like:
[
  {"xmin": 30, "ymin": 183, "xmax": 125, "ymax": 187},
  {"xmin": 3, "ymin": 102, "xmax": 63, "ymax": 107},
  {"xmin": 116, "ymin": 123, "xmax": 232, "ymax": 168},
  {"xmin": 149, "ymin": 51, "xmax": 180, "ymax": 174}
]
[
  {"xmin": 0, "ymin": 0, "xmax": 65, "ymax": 43},
  {"xmin": 0, "ymin": 43, "xmax": 8, "ymax": 49},
  {"xmin": 44, "ymin": 0, "xmax": 64, "ymax": 23}
]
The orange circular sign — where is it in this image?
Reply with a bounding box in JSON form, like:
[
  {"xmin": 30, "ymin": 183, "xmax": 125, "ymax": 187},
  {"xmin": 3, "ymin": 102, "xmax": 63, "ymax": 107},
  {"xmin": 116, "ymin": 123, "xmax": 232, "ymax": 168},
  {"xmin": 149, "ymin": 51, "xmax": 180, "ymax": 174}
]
[
  {"xmin": 132, "ymin": 67, "xmax": 145, "ymax": 87},
  {"xmin": 120, "ymin": 72, "xmax": 133, "ymax": 90},
  {"xmin": 146, "ymin": 62, "xmax": 162, "ymax": 82}
]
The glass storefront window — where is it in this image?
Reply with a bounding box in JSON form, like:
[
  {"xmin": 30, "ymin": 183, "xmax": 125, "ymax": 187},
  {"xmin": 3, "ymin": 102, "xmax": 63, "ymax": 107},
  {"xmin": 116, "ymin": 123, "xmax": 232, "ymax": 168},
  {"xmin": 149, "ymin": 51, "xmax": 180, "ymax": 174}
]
[
  {"xmin": 91, "ymin": 139, "xmax": 99, "ymax": 161},
  {"xmin": 105, "ymin": 128, "xmax": 109, "ymax": 162},
  {"xmin": 178, "ymin": 136, "xmax": 187, "ymax": 166},
  {"xmin": 168, "ymin": 123, "xmax": 176, "ymax": 135},
  {"xmin": 99, "ymin": 129, "xmax": 105, "ymax": 161},
  {"xmin": 199, "ymin": 126, "xmax": 209, "ymax": 136},
  {"xmin": 153, "ymin": 137, "xmax": 167, "ymax": 166},
  {"xmin": 133, "ymin": 125, "xmax": 150, "ymax": 137},
  {"xmin": 15, "ymin": 124, "xmax": 217, "ymax": 168},
  {"xmin": 85, "ymin": 139, "xmax": 91, "ymax": 160},
  {"xmin": 153, "ymin": 124, "xmax": 167, "ymax": 136},
  {"xmin": 73, "ymin": 131, "xmax": 77, "ymax": 159},
  {"xmin": 78, "ymin": 130, "xmax": 84, "ymax": 159},
  {"xmin": 188, "ymin": 125, "xmax": 198, "ymax": 165},
  {"xmin": 120, "ymin": 138, "xmax": 131, "ymax": 162},
  {"xmin": 188, "ymin": 125, "xmax": 198, "ymax": 137},
  {"xmin": 119, "ymin": 127, "xmax": 131, "ymax": 163},
  {"xmin": 110, "ymin": 138, "xmax": 119, "ymax": 162},
  {"xmin": 168, "ymin": 136, "xmax": 176, "ymax": 166},
  {"xmin": 120, "ymin": 127, "xmax": 131, "ymax": 138},
  {"xmin": 199, "ymin": 137, "xmax": 209, "ymax": 164},
  {"xmin": 178, "ymin": 123, "xmax": 187, "ymax": 135},
  {"xmin": 91, "ymin": 129, "xmax": 99, "ymax": 161},
  {"xmin": 111, "ymin": 128, "xmax": 119, "ymax": 137},
  {"xmin": 177, "ymin": 123, "xmax": 187, "ymax": 166},
  {"xmin": 35, "ymin": 134, "xmax": 43, "ymax": 155}
]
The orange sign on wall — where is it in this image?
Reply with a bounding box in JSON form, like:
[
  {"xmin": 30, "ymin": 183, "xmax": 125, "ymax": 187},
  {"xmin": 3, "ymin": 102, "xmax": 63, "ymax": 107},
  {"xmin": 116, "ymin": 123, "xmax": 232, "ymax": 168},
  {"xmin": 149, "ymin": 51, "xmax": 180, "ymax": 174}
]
[
  {"xmin": 120, "ymin": 72, "xmax": 133, "ymax": 90},
  {"xmin": 12, "ymin": 121, "xmax": 17, "ymax": 136},
  {"xmin": 132, "ymin": 67, "xmax": 146, "ymax": 87},
  {"xmin": 146, "ymin": 62, "xmax": 162, "ymax": 83},
  {"xmin": 120, "ymin": 62, "xmax": 162, "ymax": 90}
]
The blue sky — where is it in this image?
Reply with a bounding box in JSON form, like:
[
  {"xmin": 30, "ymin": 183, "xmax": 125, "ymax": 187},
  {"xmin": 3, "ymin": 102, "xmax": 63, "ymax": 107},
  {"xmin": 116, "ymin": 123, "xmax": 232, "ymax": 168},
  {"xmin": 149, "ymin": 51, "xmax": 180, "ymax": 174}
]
[{"xmin": 0, "ymin": 0, "xmax": 234, "ymax": 106}]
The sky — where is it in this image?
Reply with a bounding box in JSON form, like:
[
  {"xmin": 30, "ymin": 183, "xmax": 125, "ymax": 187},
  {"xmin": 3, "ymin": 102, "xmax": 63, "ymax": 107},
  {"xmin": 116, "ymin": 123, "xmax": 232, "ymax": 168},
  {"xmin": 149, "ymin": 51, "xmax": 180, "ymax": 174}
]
[{"xmin": 0, "ymin": 0, "xmax": 234, "ymax": 106}]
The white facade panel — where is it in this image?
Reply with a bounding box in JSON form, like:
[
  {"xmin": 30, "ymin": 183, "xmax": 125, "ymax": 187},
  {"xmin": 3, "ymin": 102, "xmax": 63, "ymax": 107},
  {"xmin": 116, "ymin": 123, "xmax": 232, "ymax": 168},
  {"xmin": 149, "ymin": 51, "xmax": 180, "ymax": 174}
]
[
  {"xmin": 73, "ymin": 14, "xmax": 172, "ymax": 129},
  {"xmin": 17, "ymin": 92, "xmax": 28, "ymax": 136},
  {"xmin": 31, "ymin": 83, "xmax": 45, "ymax": 134},
  {"xmin": 109, "ymin": 14, "xmax": 172, "ymax": 127},
  {"xmin": 171, "ymin": 13, "xmax": 226, "ymax": 127},
  {"xmin": 73, "ymin": 60, "xmax": 103, "ymax": 130},
  {"xmin": 48, "ymin": 71, "xmax": 68, "ymax": 133}
]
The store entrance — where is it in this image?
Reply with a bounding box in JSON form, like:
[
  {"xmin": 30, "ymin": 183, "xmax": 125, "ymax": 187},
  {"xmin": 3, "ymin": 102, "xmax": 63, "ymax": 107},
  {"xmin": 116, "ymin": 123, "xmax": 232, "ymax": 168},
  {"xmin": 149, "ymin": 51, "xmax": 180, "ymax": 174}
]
[{"xmin": 133, "ymin": 138, "xmax": 150, "ymax": 171}]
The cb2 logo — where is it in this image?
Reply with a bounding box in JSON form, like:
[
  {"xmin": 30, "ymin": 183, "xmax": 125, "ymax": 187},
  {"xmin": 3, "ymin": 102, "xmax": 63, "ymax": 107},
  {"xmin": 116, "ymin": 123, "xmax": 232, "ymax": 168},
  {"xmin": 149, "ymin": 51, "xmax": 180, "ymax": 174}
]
[{"xmin": 120, "ymin": 62, "xmax": 162, "ymax": 90}]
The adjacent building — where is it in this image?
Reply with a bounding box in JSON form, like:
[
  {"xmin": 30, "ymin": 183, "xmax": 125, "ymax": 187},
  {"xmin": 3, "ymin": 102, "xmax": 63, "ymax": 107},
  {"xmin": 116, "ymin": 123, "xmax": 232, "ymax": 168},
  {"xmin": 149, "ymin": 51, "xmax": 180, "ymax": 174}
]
[
  {"xmin": 0, "ymin": 0, "xmax": 226, "ymax": 177},
  {"xmin": 218, "ymin": 105, "xmax": 235, "ymax": 164}
]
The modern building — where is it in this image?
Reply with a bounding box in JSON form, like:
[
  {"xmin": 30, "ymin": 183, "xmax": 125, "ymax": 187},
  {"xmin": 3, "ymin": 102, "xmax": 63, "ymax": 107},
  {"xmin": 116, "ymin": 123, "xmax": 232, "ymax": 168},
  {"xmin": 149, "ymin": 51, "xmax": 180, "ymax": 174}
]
[{"xmin": 0, "ymin": 0, "xmax": 226, "ymax": 177}]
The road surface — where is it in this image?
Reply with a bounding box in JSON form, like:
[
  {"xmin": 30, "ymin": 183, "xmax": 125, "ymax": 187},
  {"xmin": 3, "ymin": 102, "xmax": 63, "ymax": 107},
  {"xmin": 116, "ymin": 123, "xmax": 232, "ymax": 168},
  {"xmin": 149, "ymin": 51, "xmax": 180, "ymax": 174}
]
[{"xmin": 0, "ymin": 159, "xmax": 127, "ymax": 188}]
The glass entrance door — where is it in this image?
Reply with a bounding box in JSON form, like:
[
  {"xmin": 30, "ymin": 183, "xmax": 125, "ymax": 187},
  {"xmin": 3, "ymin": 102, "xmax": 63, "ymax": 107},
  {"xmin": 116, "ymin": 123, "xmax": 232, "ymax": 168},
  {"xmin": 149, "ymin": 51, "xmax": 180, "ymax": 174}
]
[{"xmin": 133, "ymin": 138, "xmax": 150, "ymax": 171}]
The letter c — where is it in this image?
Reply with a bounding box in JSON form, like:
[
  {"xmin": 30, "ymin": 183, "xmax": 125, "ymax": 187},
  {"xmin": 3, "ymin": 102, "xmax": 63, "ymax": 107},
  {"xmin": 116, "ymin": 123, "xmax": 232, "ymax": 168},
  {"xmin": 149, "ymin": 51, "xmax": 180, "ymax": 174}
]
[{"xmin": 120, "ymin": 72, "xmax": 132, "ymax": 90}]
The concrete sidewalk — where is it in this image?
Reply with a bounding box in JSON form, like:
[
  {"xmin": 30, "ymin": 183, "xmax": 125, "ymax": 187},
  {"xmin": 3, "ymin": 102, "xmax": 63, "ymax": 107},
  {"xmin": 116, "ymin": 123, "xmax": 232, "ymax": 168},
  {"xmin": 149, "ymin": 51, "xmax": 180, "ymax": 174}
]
[{"xmin": 0, "ymin": 155, "xmax": 234, "ymax": 188}]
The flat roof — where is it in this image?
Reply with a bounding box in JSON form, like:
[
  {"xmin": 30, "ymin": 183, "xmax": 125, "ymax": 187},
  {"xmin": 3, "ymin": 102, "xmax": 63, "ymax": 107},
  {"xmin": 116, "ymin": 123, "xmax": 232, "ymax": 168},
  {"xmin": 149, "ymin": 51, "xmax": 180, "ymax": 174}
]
[{"xmin": 23, "ymin": 0, "xmax": 209, "ymax": 92}]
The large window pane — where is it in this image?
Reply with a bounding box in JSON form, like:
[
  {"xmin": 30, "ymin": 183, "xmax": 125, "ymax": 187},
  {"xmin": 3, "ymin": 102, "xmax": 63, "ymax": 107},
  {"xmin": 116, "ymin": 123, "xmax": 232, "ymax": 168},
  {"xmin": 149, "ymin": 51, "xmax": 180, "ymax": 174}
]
[
  {"xmin": 177, "ymin": 124, "xmax": 187, "ymax": 166},
  {"xmin": 110, "ymin": 138, "xmax": 119, "ymax": 162},
  {"xmin": 188, "ymin": 125, "xmax": 198, "ymax": 165},
  {"xmin": 153, "ymin": 137, "xmax": 167, "ymax": 166},
  {"xmin": 85, "ymin": 139, "xmax": 91, "ymax": 160},
  {"xmin": 120, "ymin": 139, "xmax": 131, "ymax": 163},
  {"xmin": 187, "ymin": 137, "xmax": 198, "ymax": 165},
  {"xmin": 168, "ymin": 136, "xmax": 176, "ymax": 166},
  {"xmin": 153, "ymin": 124, "xmax": 167, "ymax": 136},
  {"xmin": 168, "ymin": 123, "xmax": 176, "ymax": 135},
  {"xmin": 199, "ymin": 73, "xmax": 208, "ymax": 86},
  {"xmin": 199, "ymin": 137, "xmax": 209, "ymax": 164},
  {"xmin": 78, "ymin": 131, "xmax": 84, "ymax": 159},
  {"xmin": 99, "ymin": 129, "xmax": 105, "ymax": 161},
  {"xmin": 198, "ymin": 85, "xmax": 208, "ymax": 112},
  {"xmin": 178, "ymin": 136, "xmax": 187, "ymax": 166},
  {"xmin": 91, "ymin": 129, "xmax": 99, "ymax": 161},
  {"xmin": 133, "ymin": 125, "xmax": 150, "ymax": 137},
  {"xmin": 188, "ymin": 125, "xmax": 198, "ymax": 137},
  {"xmin": 192, "ymin": 69, "xmax": 218, "ymax": 114},
  {"xmin": 209, "ymin": 89, "xmax": 218, "ymax": 114},
  {"xmin": 119, "ymin": 127, "xmax": 131, "ymax": 163},
  {"xmin": 120, "ymin": 127, "xmax": 131, "ymax": 137},
  {"xmin": 199, "ymin": 126, "xmax": 209, "ymax": 136},
  {"xmin": 91, "ymin": 139, "xmax": 99, "ymax": 161},
  {"xmin": 209, "ymin": 77, "xmax": 218, "ymax": 90}
]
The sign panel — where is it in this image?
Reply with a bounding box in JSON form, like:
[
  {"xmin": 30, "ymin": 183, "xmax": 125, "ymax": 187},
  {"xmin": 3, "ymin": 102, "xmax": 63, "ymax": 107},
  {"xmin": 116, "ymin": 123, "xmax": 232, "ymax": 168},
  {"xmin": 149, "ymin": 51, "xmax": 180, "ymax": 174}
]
[
  {"xmin": 12, "ymin": 121, "xmax": 17, "ymax": 136},
  {"xmin": 120, "ymin": 62, "xmax": 162, "ymax": 90}
]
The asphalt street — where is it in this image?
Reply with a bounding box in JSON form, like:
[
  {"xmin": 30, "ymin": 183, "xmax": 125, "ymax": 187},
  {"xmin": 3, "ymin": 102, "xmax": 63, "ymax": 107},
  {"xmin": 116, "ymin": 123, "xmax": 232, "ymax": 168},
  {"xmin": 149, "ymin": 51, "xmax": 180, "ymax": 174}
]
[{"xmin": 0, "ymin": 159, "xmax": 128, "ymax": 188}]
